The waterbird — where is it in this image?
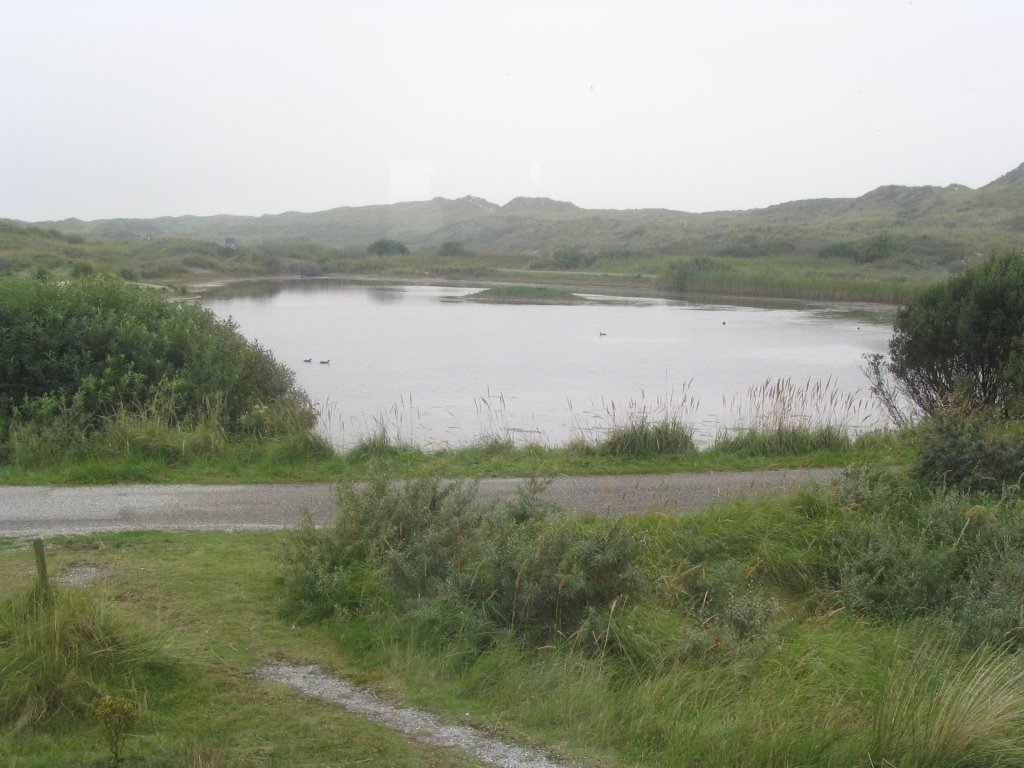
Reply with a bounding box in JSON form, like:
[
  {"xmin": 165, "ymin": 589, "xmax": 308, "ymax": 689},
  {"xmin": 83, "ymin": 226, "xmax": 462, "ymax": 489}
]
[
  {"xmin": 302, "ymin": 358, "xmax": 311, "ymax": 363},
  {"xmin": 319, "ymin": 360, "xmax": 330, "ymax": 365},
  {"xmin": 599, "ymin": 331, "xmax": 607, "ymax": 337}
]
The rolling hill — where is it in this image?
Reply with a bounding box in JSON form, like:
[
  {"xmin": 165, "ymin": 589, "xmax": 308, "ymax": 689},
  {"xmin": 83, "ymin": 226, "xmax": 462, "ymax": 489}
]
[{"xmin": 16, "ymin": 163, "xmax": 1024, "ymax": 262}]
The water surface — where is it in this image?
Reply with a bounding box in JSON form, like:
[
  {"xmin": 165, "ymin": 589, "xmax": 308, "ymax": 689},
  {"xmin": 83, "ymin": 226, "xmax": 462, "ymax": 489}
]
[{"xmin": 202, "ymin": 280, "xmax": 894, "ymax": 448}]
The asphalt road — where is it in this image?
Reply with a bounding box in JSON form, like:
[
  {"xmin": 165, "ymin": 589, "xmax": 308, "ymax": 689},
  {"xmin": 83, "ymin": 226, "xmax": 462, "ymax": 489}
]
[{"xmin": 0, "ymin": 468, "xmax": 842, "ymax": 539}]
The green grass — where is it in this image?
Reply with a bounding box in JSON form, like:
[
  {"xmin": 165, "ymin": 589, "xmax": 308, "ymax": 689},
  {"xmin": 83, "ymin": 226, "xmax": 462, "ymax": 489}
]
[
  {"xmin": 0, "ymin": 583, "xmax": 174, "ymax": 731},
  {"xmin": 0, "ymin": 217, "xmax": 977, "ymax": 305},
  {"xmin": 463, "ymin": 285, "xmax": 584, "ymax": 303},
  {"xmin": 0, "ymin": 427, "xmax": 914, "ymax": 485},
  {"xmin": 6, "ymin": 466, "xmax": 1024, "ymax": 766},
  {"xmin": 0, "ymin": 533, "xmax": 484, "ymax": 767}
]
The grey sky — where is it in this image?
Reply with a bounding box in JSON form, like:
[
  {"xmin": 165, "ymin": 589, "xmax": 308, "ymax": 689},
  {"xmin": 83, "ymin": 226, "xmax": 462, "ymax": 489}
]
[{"xmin": 2, "ymin": 0, "xmax": 1022, "ymax": 222}]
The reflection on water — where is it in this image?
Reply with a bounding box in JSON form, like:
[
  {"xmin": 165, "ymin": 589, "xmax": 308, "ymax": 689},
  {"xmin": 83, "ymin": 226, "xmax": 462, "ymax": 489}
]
[{"xmin": 201, "ymin": 280, "xmax": 896, "ymax": 448}]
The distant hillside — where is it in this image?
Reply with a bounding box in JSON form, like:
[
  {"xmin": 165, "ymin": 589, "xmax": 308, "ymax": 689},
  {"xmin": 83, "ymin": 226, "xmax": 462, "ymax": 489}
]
[{"xmin": 24, "ymin": 164, "xmax": 1024, "ymax": 262}]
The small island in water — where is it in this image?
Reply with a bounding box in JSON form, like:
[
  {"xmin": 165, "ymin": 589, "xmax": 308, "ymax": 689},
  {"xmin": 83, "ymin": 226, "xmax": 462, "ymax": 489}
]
[{"xmin": 462, "ymin": 285, "xmax": 586, "ymax": 304}]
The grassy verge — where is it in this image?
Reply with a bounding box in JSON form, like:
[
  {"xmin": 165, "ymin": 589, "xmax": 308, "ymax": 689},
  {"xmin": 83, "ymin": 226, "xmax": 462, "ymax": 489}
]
[{"xmin": 0, "ymin": 427, "xmax": 912, "ymax": 485}]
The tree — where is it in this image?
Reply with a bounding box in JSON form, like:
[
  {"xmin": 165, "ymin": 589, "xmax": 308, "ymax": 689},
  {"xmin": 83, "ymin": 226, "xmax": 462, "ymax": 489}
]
[
  {"xmin": 367, "ymin": 238, "xmax": 408, "ymax": 255},
  {"xmin": 887, "ymin": 251, "xmax": 1024, "ymax": 415},
  {"xmin": 437, "ymin": 240, "xmax": 468, "ymax": 257}
]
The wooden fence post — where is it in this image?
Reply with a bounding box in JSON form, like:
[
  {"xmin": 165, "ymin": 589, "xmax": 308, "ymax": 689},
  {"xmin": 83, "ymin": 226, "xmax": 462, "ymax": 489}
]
[{"xmin": 32, "ymin": 537, "xmax": 52, "ymax": 603}]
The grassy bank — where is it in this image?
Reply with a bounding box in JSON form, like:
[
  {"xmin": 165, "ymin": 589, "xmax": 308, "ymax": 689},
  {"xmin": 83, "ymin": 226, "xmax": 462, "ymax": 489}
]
[
  {"xmin": 4, "ymin": 464, "xmax": 1024, "ymax": 766},
  {"xmin": 0, "ymin": 424, "xmax": 911, "ymax": 485}
]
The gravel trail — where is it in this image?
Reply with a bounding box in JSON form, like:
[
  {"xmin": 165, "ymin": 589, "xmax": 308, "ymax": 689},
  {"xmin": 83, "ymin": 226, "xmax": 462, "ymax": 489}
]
[
  {"xmin": 255, "ymin": 662, "xmax": 571, "ymax": 768},
  {"xmin": 0, "ymin": 468, "xmax": 840, "ymax": 539}
]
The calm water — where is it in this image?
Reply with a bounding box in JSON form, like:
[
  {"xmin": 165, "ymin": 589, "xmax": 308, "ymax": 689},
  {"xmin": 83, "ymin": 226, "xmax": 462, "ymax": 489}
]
[{"xmin": 202, "ymin": 280, "xmax": 895, "ymax": 448}]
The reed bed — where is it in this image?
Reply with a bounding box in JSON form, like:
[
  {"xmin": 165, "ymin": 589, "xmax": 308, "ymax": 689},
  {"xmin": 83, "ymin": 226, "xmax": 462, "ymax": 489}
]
[
  {"xmin": 297, "ymin": 377, "xmax": 886, "ymax": 460},
  {"xmin": 712, "ymin": 376, "xmax": 885, "ymax": 455},
  {"xmin": 680, "ymin": 267, "xmax": 918, "ymax": 305}
]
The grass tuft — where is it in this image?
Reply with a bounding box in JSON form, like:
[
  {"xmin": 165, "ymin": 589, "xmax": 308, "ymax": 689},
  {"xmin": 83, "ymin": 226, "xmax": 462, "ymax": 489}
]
[
  {"xmin": 871, "ymin": 642, "xmax": 1024, "ymax": 766},
  {"xmin": 0, "ymin": 583, "xmax": 173, "ymax": 730}
]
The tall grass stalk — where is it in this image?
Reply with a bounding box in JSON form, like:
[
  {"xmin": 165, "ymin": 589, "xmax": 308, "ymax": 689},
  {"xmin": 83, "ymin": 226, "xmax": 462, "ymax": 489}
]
[
  {"xmin": 571, "ymin": 389, "xmax": 699, "ymax": 457},
  {"xmin": 714, "ymin": 376, "xmax": 882, "ymax": 453}
]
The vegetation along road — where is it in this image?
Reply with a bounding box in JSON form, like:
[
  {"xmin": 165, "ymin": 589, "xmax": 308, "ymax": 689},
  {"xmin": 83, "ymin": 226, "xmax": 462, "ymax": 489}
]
[{"xmin": 0, "ymin": 468, "xmax": 839, "ymax": 538}]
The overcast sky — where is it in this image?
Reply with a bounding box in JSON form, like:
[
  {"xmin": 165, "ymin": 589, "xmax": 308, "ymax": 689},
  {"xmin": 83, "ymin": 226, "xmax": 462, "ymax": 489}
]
[{"xmin": 2, "ymin": 0, "xmax": 1022, "ymax": 222}]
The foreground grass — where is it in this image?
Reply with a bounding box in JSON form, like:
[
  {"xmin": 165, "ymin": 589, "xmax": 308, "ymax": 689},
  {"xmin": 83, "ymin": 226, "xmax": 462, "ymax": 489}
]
[
  {"xmin": 4, "ymin": 470, "xmax": 1023, "ymax": 767},
  {"xmin": 0, "ymin": 532, "xmax": 484, "ymax": 767}
]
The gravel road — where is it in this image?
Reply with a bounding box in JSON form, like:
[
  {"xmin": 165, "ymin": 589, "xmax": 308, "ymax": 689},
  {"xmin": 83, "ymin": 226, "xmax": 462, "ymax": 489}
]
[{"xmin": 0, "ymin": 468, "xmax": 840, "ymax": 539}]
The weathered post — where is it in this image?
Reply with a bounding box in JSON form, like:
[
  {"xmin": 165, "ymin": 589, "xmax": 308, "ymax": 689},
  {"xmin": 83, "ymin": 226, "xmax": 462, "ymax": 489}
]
[{"xmin": 32, "ymin": 537, "xmax": 52, "ymax": 604}]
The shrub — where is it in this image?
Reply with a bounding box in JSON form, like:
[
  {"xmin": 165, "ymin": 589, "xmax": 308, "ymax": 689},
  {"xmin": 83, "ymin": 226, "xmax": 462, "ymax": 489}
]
[
  {"xmin": 0, "ymin": 277, "xmax": 311, "ymax": 441},
  {"xmin": 437, "ymin": 240, "xmax": 470, "ymax": 257},
  {"xmin": 888, "ymin": 250, "xmax": 1024, "ymax": 415},
  {"xmin": 92, "ymin": 695, "xmax": 138, "ymax": 765},
  {"xmin": 280, "ymin": 475, "xmax": 646, "ymax": 650},
  {"xmin": 367, "ymin": 238, "xmax": 408, "ymax": 255},
  {"xmin": 913, "ymin": 407, "xmax": 1024, "ymax": 493},
  {"xmin": 823, "ymin": 467, "xmax": 1024, "ymax": 646}
]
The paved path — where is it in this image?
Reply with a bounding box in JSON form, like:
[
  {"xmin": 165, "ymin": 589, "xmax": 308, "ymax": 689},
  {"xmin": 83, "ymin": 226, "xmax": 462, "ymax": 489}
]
[{"xmin": 0, "ymin": 468, "xmax": 841, "ymax": 539}]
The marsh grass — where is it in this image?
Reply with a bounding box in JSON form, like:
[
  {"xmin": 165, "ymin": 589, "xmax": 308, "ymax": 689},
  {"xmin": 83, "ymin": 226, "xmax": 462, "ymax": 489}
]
[
  {"xmin": 570, "ymin": 390, "xmax": 700, "ymax": 458},
  {"xmin": 712, "ymin": 377, "xmax": 881, "ymax": 455},
  {"xmin": 712, "ymin": 423, "xmax": 851, "ymax": 456},
  {"xmin": 590, "ymin": 417, "xmax": 696, "ymax": 457},
  {"xmin": 5, "ymin": 396, "xmax": 334, "ymax": 476},
  {"xmin": 0, "ymin": 378, "xmax": 907, "ymax": 486}
]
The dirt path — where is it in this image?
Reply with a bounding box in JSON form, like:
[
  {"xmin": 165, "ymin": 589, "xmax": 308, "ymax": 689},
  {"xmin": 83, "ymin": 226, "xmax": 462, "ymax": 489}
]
[{"xmin": 0, "ymin": 468, "xmax": 841, "ymax": 539}]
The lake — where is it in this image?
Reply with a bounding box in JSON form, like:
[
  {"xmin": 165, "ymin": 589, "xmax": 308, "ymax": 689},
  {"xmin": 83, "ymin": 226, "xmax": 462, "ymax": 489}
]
[{"xmin": 201, "ymin": 280, "xmax": 895, "ymax": 449}]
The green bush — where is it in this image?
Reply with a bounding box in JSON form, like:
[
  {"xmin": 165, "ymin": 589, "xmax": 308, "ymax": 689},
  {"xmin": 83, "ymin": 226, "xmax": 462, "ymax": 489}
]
[
  {"xmin": 0, "ymin": 277, "xmax": 312, "ymax": 442},
  {"xmin": 913, "ymin": 408, "xmax": 1024, "ymax": 492},
  {"xmin": 367, "ymin": 238, "xmax": 408, "ymax": 255},
  {"xmin": 822, "ymin": 467, "xmax": 1024, "ymax": 646},
  {"xmin": 888, "ymin": 250, "xmax": 1024, "ymax": 415},
  {"xmin": 280, "ymin": 475, "xmax": 646, "ymax": 649}
]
